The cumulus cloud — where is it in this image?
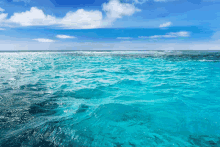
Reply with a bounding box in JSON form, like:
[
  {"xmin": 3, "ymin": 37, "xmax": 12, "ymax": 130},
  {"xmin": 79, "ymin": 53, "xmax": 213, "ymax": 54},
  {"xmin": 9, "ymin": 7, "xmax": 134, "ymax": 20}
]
[
  {"xmin": 139, "ymin": 31, "xmax": 190, "ymax": 39},
  {"xmin": 0, "ymin": 13, "xmax": 7, "ymax": 21},
  {"xmin": 0, "ymin": 7, "xmax": 4, "ymax": 12},
  {"xmin": 9, "ymin": 7, "xmax": 56, "ymax": 26},
  {"xmin": 117, "ymin": 37, "xmax": 133, "ymax": 39},
  {"xmin": 159, "ymin": 22, "xmax": 172, "ymax": 28},
  {"xmin": 56, "ymin": 35, "xmax": 76, "ymax": 39},
  {"xmin": 0, "ymin": 13, "xmax": 8, "ymax": 27},
  {"xmin": 102, "ymin": 0, "xmax": 141, "ymax": 24},
  {"xmin": 60, "ymin": 9, "xmax": 102, "ymax": 29},
  {"xmin": 0, "ymin": 0, "xmax": 140, "ymax": 29},
  {"xmin": 8, "ymin": 7, "xmax": 102, "ymax": 29},
  {"xmin": 33, "ymin": 38, "xmax": 55, "ymax": 43}
]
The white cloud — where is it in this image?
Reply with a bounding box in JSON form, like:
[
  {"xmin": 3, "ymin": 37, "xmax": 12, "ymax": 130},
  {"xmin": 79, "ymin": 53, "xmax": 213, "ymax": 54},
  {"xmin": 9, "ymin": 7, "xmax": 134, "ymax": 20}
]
[
  {"xmin": 133, "ymin": 0, "xmax": 148, "ymax": 4},
  {"xmin": 159, "ymin": 22, "xmax": 172, "ymax": 28},
  {"xmin": 9, "ymin": 7, "xmax": 56, "ymax": 26},
  {"xmin": 0, "ymin": 13, "xmax": 8, "ymax": 21},
  {"xmin": 0, "ymin": 28, "xmax": 5, "ymax": 30},
  {"xmin": 117, "ymin": 37, "xmax": 133, "ymax": 39},
  {"xmin": 13, "ymin": 0, "xmax": 31, "ymax": 3},
  {"xmin": 2, "ymin": 40, "xmax": 220, "ymax": 51},
  {"xmin": 8, "ymin": 7, "xmax": 102, "ymax": 29},
  {"xmin": 0, "ymin": 7, "xmax": 5, "ymax": 12},
  {"xmin": 0, "ymin": 13, "xmax": 8, "ymax": 28},
  {"xmin": 1, "ymin": 0, "xmax": 140, "ymax": 29},
  {"xmin": 59, "ymin": 9, "xmax": 102, "ymax": 29},
  {"xmin": 102, "ymin": 0, "xmax": 141, "ymax": 22},
  {"xmin": 139, "ymin": 31, "xmax": 190, "ymax": 39},
  {"xmin": 169, "ymin": 31, "xmax": 190, "ymax": 37},
  {"xmin": 56, "ymin": 35, "xmax": 76, "ymax": 39},
  {"xmin": 33, "ymin": 38, "xmax": 55, "ymax": 43}
]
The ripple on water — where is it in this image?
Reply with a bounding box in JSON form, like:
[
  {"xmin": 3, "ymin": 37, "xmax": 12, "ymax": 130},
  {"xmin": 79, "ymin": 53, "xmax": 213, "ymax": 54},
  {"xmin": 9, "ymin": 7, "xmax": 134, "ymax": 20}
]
[{"xmin": 0, "ymin": 51, "xmax": 220, "ymax": 147}]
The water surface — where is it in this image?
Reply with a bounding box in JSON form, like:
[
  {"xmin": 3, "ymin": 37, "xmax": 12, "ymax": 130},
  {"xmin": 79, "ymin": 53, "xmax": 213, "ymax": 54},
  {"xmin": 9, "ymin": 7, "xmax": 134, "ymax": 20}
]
[{"xmin": 0, "ymin": 51, "xmax": 220, "ymax": 147}]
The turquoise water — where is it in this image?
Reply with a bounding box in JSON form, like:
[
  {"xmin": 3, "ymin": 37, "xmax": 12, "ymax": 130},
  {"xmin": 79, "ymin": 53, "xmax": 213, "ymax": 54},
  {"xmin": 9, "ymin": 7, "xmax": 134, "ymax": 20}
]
[{"xmin": 0, "ymin": 51, "xmax": 220, "ymax": 147}]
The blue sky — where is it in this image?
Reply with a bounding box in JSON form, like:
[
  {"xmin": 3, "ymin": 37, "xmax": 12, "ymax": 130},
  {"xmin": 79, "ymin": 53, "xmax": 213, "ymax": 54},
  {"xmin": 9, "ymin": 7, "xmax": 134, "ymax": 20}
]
[{"xmin": 0, "ymin": 0, "xmax": 220, "ymax": 50}]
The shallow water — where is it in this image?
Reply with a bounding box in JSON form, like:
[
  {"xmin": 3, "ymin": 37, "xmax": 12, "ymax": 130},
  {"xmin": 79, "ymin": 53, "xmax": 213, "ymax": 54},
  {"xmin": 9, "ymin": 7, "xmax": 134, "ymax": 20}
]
[{"xmin": 0, "ymin": 51, "xmax": 220, "ymax": 147}]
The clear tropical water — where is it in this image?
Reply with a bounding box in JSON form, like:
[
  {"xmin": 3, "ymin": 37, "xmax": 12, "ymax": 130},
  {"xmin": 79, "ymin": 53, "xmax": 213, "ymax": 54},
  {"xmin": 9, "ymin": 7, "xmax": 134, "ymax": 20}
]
[{"xmin": 0, "ymin": 51, "xmax": 220, "ymax": 147}]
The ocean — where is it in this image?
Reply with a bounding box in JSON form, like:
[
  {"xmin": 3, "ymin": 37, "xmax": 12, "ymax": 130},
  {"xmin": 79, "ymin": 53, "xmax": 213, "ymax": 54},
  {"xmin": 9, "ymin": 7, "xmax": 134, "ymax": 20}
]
[{"xmin": 0, "ymin": 51, "xmax": 220, "ymax": 147}]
